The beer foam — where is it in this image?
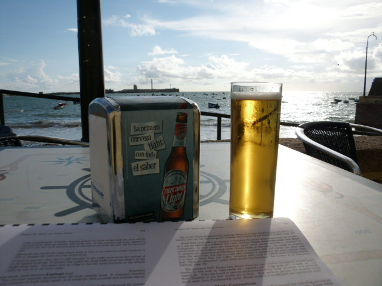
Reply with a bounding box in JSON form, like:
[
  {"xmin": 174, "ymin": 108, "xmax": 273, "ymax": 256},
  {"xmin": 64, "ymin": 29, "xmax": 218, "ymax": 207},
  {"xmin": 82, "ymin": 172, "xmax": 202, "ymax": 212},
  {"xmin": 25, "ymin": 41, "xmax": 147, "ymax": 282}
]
[{"xmin": 231, "ymin": 92, "xmax": 282, "ymax": 100}]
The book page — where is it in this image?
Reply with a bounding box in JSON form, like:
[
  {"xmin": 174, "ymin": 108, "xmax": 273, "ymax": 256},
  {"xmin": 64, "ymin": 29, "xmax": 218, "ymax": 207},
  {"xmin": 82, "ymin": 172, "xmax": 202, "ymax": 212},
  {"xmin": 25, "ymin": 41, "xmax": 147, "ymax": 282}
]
[{"xmin": 0, "ymin": 218, "xmax": 343, "ymax": 285}]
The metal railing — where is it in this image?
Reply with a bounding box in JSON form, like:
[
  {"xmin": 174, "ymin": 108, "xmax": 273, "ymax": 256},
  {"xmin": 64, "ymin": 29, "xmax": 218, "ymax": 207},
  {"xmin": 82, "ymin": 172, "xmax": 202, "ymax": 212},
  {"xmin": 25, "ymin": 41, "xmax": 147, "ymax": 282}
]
[
  {"xmin": 200, "ymin": 111, "xmax": 230, "ymax": 140},
  {"xmin": 201, "ymin": 111, "xmax": 299, "ymax": 140},
  {"xmin": 0, "ymin": 90, "xmax": 80, "ymax": 126},
  {"xmin": 0, "ymin": 90, "xmax": 84, "ymax": 145},
  {"xmin": 1, "ymin": 90, "xmax": 380, "ymax": 143}
]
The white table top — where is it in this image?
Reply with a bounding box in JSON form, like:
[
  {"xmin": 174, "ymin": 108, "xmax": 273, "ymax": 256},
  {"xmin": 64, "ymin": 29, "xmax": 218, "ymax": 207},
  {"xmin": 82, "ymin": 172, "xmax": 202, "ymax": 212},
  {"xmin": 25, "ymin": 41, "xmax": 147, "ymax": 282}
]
[{"xmin": 1, "ymin": 143, "xmax": 381, "ymax": 286}]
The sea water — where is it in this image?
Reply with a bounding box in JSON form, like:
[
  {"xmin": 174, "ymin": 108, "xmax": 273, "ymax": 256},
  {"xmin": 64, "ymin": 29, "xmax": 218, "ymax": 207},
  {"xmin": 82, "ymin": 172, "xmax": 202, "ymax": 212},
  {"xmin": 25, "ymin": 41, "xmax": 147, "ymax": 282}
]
[{"xmin": 2, "ymin": 91, "xmax": 360, "ymax": 141}]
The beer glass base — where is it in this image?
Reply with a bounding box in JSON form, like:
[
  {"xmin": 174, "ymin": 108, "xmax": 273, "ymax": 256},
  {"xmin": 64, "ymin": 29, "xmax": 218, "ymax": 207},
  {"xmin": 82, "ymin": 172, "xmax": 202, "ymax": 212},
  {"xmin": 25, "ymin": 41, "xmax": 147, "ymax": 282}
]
[{"xmin": 229, "ymin": 213, "xmax": 273, "ymax": 220}]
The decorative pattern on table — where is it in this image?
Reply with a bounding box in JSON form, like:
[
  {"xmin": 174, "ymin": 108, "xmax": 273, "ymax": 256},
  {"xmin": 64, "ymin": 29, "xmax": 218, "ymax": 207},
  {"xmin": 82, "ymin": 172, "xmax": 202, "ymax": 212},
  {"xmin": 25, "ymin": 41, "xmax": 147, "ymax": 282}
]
[
  {"xmin": 0, "ymin": 152, "xmax": 92, "ymax": 221},
  {"xmin": 39, "ymin": 164, "xmax": 230, "ymax": 217},
  {"xmin": 315, "ymin": 182, "xmax": 382, "ymax": 224},
  {"xmin": 40, "ymin": 168, "xmax": 92, "ymax": 217},
  {"xmin": 0, "ymin": 154, "xmax": 34, "ymax": 181},
  {"xmin": 1, "ymin": 153, "xmax": 230, "ymax": 218},
  {"xmin": 42, "ymin": 156, "xmax": 88, "ymax": 166},
  {"xmin": 200, "ymin": 164, "xmax": 229, "ymax": 206}
]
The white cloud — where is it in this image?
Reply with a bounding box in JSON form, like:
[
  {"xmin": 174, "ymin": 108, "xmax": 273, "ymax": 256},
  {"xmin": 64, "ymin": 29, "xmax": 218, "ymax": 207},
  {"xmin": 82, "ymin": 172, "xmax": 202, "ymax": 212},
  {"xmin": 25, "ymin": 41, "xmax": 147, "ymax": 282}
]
[
  {"xmin": 24, "ymin": 75, "xmax": 38, "ymax": 83},
  {"xmin": 340, "ymin": 2, "xmax": 382, "ymax": 19},
  {"xmin": 104, "ymin": 68, "xmax": 122, "ymax": 83},
  {"xmin": 148, "ymin": 46, "xmax": 178, "ymax": 56},
  {"xmin": 137, "ymin": 55, "xmax": 185, "ymax": 80},
  {"xmin": 56, "ymin": 74, "xmax": 79, "ymax": 82},
  {"xmin": 1, "ymin": 60, "xmax": 79, "ymax": 92},
  {"xmin": 291, "ymin": 65, "xmax": 313, "ymax": 70},
  {"xmin": 263, "ymin": 0, "xmax": 291, "ymax": 3},
  {"xmin": 249, "ymin": 39, "xmax": 309, "ymax": 55},
  {"xmin": 373, "ymin": 43, "xmax": 382, "ymax": 61},
  {"xmin": 312, "ymin": 38, "xmax": 354, "ymax": 52},
  {"xmin": 3, "ymin": 0, "xmax": 381, "ymax": 92},
  {"xmin": 142, "ymin": 1, "xmax": 381, "ymax": 56},
  {"xmin": 131, "ymin": 50, "xmax": 382, "ymax": 90},
  {"xmin": 99, "ymin": 1, "xmax": 381, "ymax": 90},
  {"xmin": 334, "ymin": 50, "xmax": 366, "ymax": 72},
  {"xmin": 135, "ymin": 54, "xmax": 288, "ymax": 85},
  {"xmin": 207, "ymin": 55, "xmax": 249, "ymax": 77},
  {"xmin": 104, "ymin": 15, "xmax": 156, "ymax": 36},
  {"xmin": 156, "ymin": 0, "xmax": 179, "ymax": 3}
]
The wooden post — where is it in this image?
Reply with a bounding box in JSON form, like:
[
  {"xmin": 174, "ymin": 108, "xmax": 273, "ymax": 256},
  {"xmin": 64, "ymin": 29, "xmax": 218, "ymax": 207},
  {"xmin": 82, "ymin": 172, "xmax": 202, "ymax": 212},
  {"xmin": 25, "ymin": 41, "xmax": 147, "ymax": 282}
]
[
  {"xmin": 0, "ymin": 93, "xmax": 4, "ymax": 126},
  {"xmin": 77, "ymin": 0, "xmax": 105, "ymax": 142}
]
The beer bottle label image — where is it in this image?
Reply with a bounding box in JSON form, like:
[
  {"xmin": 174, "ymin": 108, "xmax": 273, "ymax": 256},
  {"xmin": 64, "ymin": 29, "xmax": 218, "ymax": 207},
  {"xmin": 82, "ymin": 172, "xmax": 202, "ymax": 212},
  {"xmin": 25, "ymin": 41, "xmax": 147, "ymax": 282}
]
[
  {"xmin": 160, "ymin": 112, "xmax": 189, "ymax": 221},
  {"xmin": 173, "ymin": 123, "xmax": 187, "ymax": 146},
  {"xmin": 161, "ymin": 170, "xmax": 187, "ymax": 212}
]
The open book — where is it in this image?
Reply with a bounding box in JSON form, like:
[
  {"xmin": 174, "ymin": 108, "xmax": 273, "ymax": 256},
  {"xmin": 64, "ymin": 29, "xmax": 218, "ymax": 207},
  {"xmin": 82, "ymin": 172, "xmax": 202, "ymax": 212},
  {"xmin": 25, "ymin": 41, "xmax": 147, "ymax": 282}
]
[{"xmin": 0, "ymin": 218, "xmax": 343, "ymax": 285}]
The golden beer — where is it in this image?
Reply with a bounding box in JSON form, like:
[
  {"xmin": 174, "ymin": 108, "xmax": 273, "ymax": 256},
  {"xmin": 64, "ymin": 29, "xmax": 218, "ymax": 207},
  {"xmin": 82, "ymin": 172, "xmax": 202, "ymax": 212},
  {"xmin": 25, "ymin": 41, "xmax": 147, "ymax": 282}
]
[{"xmin": 230, "ymin": 83, "xmax": 282, "ymax": 219}]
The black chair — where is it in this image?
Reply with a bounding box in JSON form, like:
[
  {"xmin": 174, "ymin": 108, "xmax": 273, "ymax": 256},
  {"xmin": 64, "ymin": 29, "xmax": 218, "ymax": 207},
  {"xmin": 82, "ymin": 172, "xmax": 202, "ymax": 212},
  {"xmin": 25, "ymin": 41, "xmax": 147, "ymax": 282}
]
[
  {"xmin": 0, "ymin": 125, "xmax": 22, "ymax": 147},
  {"xmin": 296, "ymin": 121, "xmax": 382, "ymax": 175}
]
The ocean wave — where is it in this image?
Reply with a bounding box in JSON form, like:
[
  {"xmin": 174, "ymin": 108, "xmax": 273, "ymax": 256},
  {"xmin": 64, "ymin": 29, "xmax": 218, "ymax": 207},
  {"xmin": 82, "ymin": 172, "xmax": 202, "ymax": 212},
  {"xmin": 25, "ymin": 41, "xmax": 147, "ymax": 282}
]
[
  {"xmin": 8, "ymin": 120, "xmax": 81, "ymax": 129},
  {"xmin": 8, "ymin": 109, "xmax": 24, "ymax": 113}
]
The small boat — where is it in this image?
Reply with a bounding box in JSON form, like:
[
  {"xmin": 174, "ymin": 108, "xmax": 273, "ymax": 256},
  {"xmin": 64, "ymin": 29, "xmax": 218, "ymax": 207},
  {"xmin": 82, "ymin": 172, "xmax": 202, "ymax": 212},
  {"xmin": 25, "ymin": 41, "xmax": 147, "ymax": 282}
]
[
  {"xmin": 333, "ymin": 99, "xmax": 342, "ymax": 103},
  {"xmin": 54, "ymin": 102, "xmax": 67, "ymax": 109},
  {"xmin": 208, "ymin": 102, "xmax": 220, "ymax": 108},
  {"xmin": 343, "ymin": 100, "xmax": 349, "ymax": 104}
]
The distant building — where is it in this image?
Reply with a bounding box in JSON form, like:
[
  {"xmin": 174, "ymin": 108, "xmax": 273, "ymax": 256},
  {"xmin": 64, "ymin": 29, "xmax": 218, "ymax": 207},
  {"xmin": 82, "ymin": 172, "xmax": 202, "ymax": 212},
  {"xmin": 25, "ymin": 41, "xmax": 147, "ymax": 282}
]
[
  {"xmin": 368, "ymin": 78, "xmax": 382, "ymax": 96},
  {"xmin": 118, "ymin": 84, "xmax": 179, "ymax": 93},
  {"xmin": 355, "ymin": 77, "xmax": 382, "ymax": 129}
]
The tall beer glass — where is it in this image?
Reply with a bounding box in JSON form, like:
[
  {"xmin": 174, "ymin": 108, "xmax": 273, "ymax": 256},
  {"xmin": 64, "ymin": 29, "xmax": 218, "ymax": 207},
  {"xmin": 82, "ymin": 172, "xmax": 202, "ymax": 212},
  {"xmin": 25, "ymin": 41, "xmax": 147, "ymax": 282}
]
[{"xmin": 230, "ymin": 82, "xmax": 282, "ymax": 219}]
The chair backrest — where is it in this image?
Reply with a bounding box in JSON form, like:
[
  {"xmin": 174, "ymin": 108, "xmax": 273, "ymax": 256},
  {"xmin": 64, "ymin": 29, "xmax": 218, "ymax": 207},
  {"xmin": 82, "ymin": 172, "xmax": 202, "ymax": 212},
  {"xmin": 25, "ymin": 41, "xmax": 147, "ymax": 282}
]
[{"xmin": 300, "ymin": 121, "xmax": 359, "ymax": 172}]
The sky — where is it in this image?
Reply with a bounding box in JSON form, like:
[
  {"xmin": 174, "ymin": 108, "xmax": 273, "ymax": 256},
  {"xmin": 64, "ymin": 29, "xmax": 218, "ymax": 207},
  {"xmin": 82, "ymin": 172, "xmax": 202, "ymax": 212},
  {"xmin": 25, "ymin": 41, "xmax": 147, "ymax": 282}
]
[{"xmin": 0, "ymin": 0, "xmax": 381, "ymax": 93}]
